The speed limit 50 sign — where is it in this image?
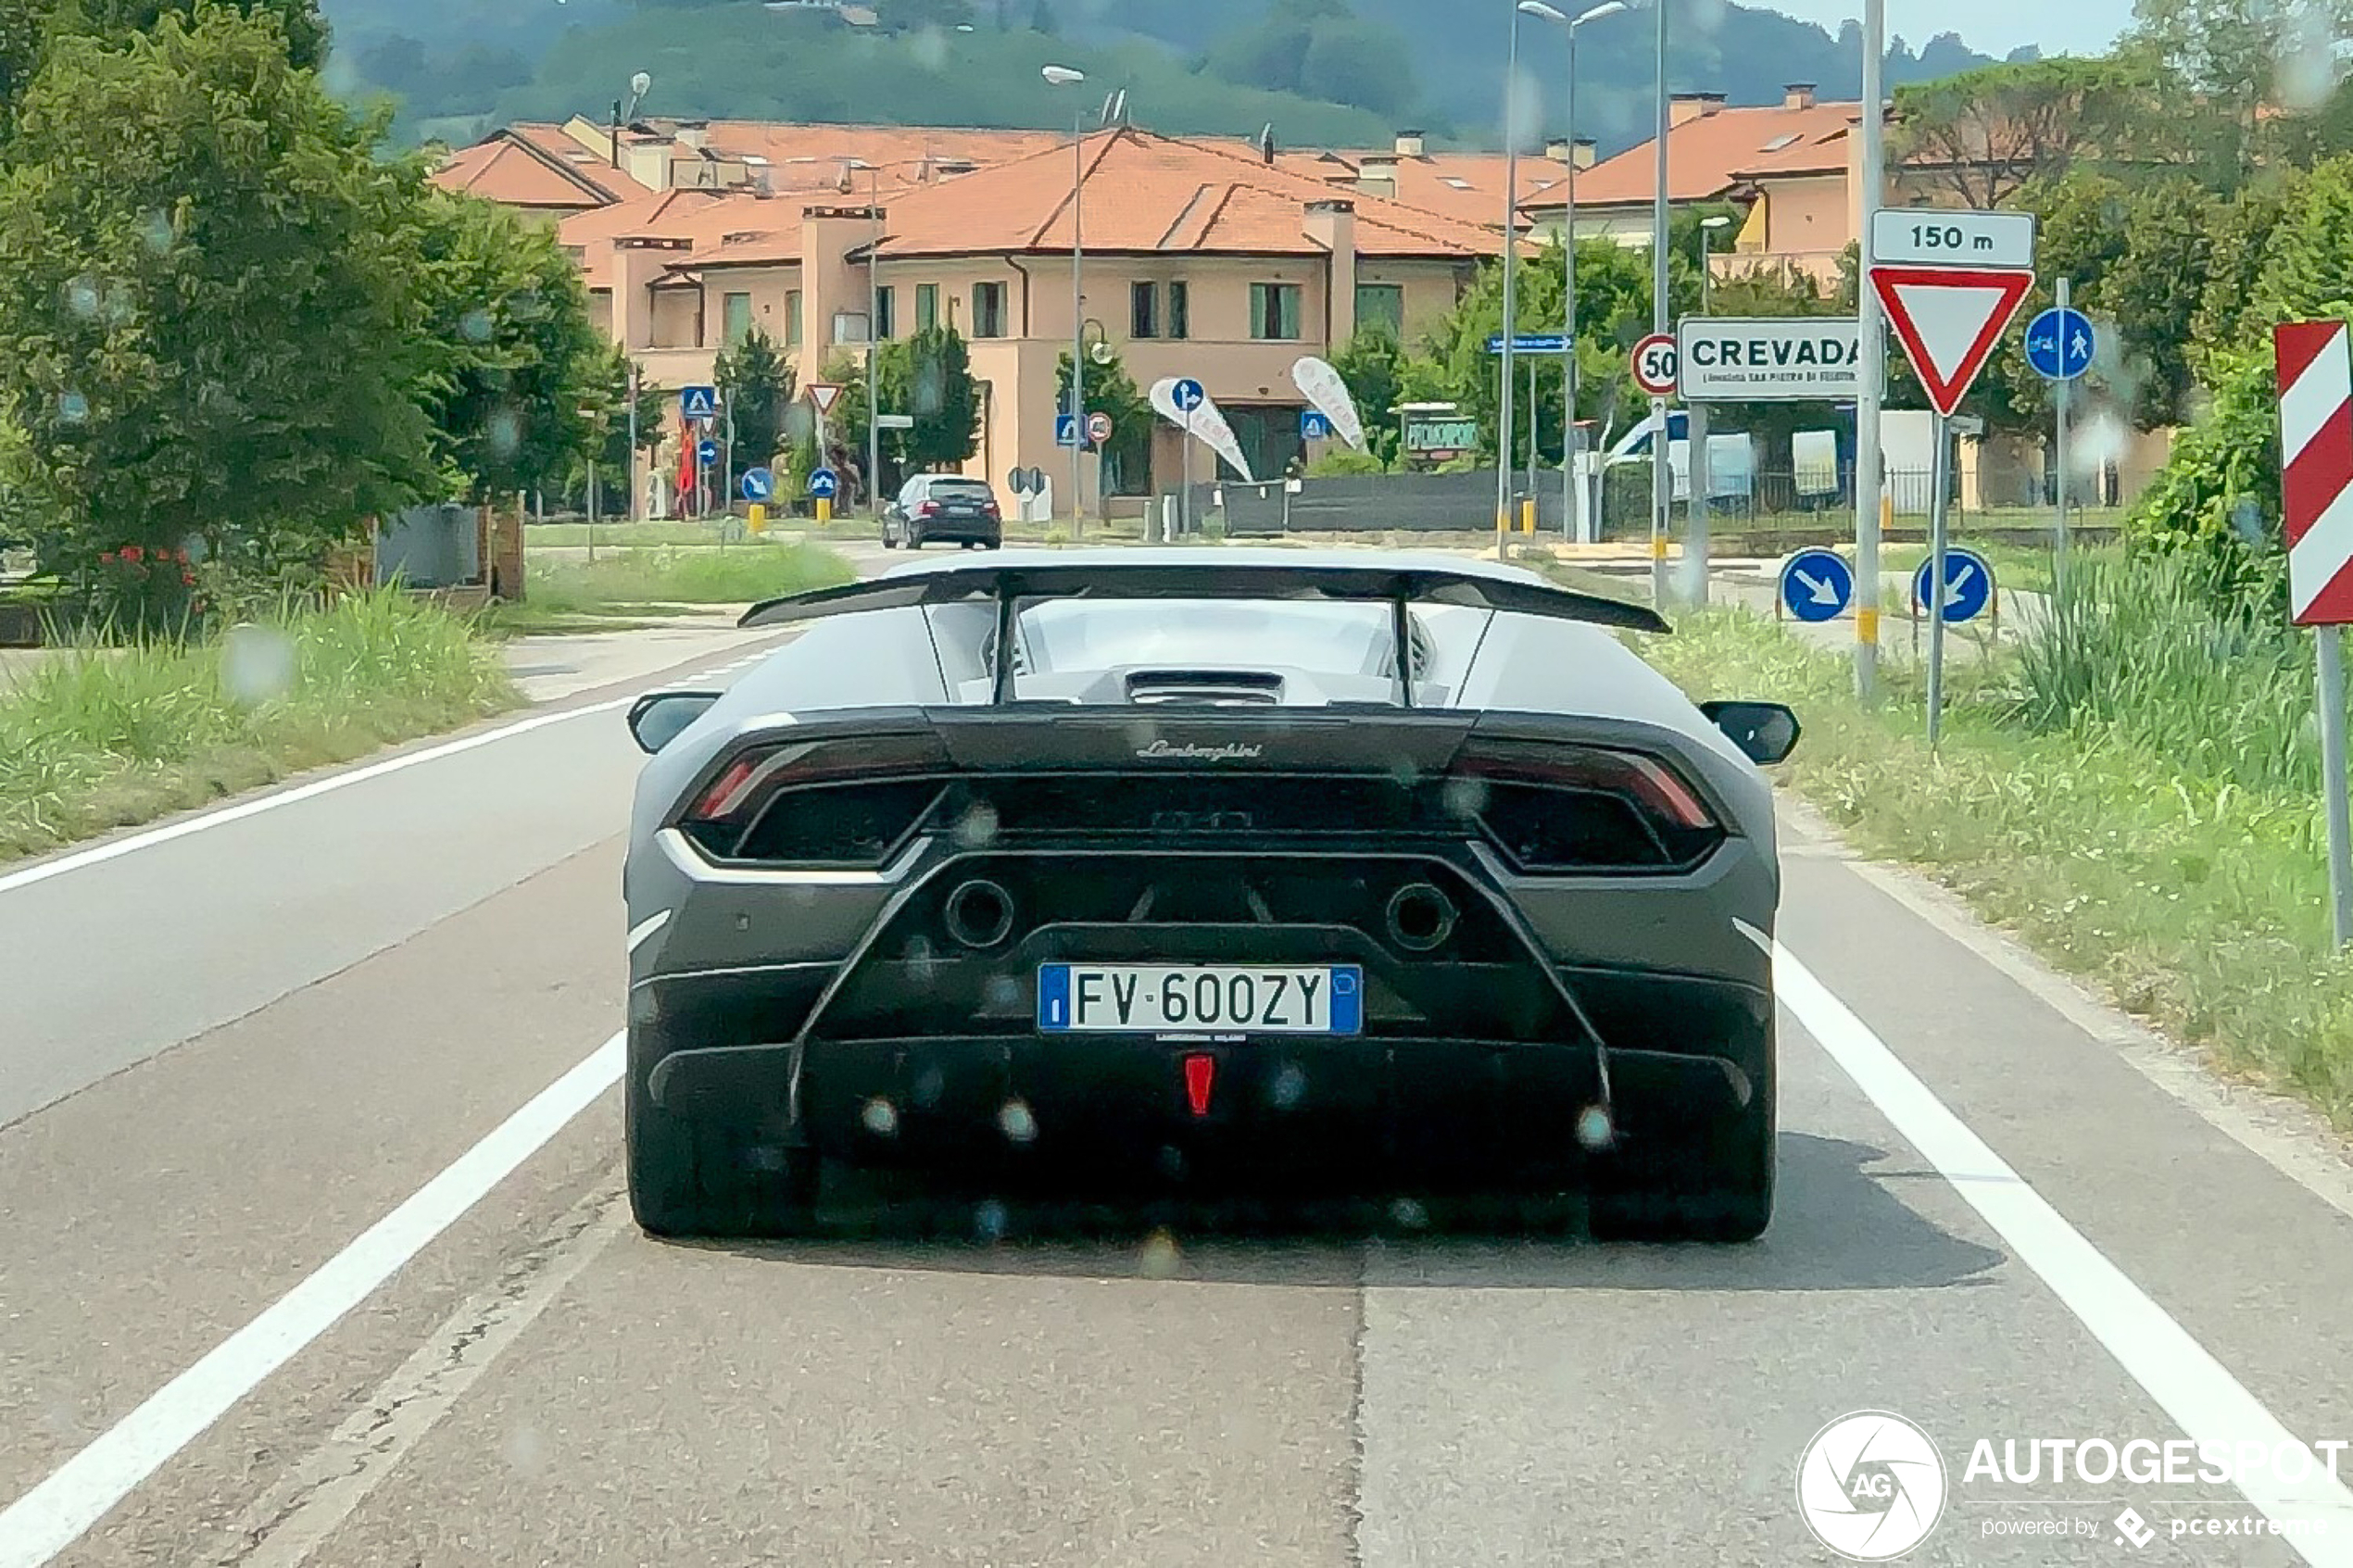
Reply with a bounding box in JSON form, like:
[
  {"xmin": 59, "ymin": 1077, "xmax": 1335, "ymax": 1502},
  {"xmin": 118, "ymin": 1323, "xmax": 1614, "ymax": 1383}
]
[{"xmin": 1631, "ymin": 332, "xmax": 1679, "ymax": 397}]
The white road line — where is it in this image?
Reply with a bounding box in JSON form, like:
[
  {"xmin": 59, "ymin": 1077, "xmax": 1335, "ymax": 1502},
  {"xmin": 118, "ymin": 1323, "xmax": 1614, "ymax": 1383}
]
[
  {"xmin": 0, "ymin": 700, "xmax": 623, "ymax": 898},
  {"xmin": 0, "ymin": 1035, "xmax": 626, "ymax": 1568},
  {"xmin": 1766, "ymin": 933, "xmax": 2353, "ymax": 1564}
]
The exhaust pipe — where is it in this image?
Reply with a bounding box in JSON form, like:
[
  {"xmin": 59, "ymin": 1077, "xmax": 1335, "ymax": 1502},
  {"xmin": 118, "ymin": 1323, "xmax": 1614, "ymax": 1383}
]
[
  {"xmin": 944, "ymin": 878, "xmax": 1016, "ymax": 949},
  {"xmin": 1384, "ymin": 883, "xmax": 1456, "ymax": 953}
]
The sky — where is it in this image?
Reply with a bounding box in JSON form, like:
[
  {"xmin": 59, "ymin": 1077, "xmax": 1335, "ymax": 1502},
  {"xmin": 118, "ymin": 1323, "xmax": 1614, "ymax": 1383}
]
[{"xmin": 1769, "ymin": 1, "xmax": 2135, "ymax": 59}]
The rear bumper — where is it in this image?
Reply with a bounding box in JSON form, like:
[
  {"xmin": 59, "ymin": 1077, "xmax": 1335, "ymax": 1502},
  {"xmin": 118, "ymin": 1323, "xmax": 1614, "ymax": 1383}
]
[{"xmin": 635, "ymin": 963, "xmax": 1768, "ymax": 1185}]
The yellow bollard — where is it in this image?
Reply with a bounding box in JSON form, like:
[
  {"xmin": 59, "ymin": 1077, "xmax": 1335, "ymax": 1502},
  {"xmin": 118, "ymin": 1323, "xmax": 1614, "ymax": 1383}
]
[
  {"xmin": 748, "ymin": 503, "xmax": 767, "ymax": 535},
  {"xmin": 1520, "ymin": 498, "xmax": 1536, "ymax": 534},
  {"xmin": 815, "ymin": 497, "xmax": 832, "ymax": 525}
]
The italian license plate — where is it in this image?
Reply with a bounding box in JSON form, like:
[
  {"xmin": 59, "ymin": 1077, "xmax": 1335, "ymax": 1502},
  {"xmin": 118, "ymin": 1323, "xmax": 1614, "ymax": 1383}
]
[{"xmin": 1036, "ymin": 964, "xmax": 1363, "ymax": 1035}]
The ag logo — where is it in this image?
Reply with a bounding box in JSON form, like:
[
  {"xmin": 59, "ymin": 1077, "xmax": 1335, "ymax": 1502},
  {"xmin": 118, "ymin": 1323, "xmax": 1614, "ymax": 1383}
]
[{"xmin": 1795, "ymin": 1411, "xmax": 1946, "ymax": 1561}]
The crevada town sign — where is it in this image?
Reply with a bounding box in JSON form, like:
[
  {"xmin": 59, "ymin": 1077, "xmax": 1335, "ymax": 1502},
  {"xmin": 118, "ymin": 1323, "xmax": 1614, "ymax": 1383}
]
[{"xmin": 1675, "ymin": 317, "xmax": 1867, "ymax": 401}]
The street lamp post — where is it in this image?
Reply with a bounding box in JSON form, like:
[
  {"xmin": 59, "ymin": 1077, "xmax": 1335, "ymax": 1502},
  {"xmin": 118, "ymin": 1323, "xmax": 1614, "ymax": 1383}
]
[
  {"xmin": 1650, "ymin": 0, "xmax": 1672, "ymax": 608},
  {"xmin": 1554, "ymin": 1, "xmax": 1625, "ymax": 544},
  {"xmin": 1045, "ymin": 65, "xmax": 1088, "ymax": 533},
  {"xmin": 1500, "ymin": 1, "xmax": 1566, "ymax": 559},
  {"xmin": 1688, "ymin": 212, "xmax": 1732, "ymax": 608}
]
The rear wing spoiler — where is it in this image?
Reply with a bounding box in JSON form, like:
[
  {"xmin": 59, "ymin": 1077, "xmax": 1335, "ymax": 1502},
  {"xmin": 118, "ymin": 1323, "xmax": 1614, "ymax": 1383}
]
[{"xmin": 737, "ymin": 551, "xmax": 1669, "ymax": 708}]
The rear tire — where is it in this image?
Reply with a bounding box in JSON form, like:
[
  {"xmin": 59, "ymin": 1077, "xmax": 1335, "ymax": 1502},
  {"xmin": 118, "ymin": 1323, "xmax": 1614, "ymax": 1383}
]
[
  {"xmin": 1589, "ymin": 1041, "xmax": 1775, "ymax": 1244},
  {"xmin": 626, "ymin": 1033, "xmax": 819, "ymax": 1239}
]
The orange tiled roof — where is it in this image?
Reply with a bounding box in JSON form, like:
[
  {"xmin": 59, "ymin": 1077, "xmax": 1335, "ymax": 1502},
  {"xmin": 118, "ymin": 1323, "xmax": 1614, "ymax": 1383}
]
[
  {"xmin": 1529, "ymin": 99, "xmax": 1866, "ymax": 209},
  {"xmin": 864, "ymin": 127, "xmax": 1501, "ymax": 262},
  {"xmin": 638, "ymin": 118, "xmax": 1069, "ymax": 182},
  {"xmin": 432, "ymin": 125, "xmax": 652, "ymax": 210},
  {"xmin": 1276, "ymin": 147, "xmax": 1579, "ymax": 229}
]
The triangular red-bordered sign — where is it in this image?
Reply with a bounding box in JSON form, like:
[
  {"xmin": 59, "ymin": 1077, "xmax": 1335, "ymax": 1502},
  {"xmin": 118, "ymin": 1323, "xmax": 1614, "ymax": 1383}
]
[
  {"xmin": 1868, "ymin": 266, "xmax": 2036, "ymax": 417},
  {"xmin": 808, "ymin": 383, "xmax": 843, "ymax": 416}
]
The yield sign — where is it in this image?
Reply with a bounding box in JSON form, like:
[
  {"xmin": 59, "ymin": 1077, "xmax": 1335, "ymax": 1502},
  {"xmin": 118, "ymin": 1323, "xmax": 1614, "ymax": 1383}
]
[
  {"xmin": 808, "ymin": 383, "xmax": 843, "ymax": 416},
  {"xmin": 1869, "ymin": 267, "xmax": 2035, "ymax": 418}
]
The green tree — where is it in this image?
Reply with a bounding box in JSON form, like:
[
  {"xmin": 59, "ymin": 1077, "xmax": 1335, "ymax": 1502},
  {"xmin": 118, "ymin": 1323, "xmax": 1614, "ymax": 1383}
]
[
  {"xmin": 1329, "ymin": 326, "xmax": 1403, "ymax": 466},
  {"xmin": 411, "ymin": 188, "xmax": 603, "ymax": 504},
  {"xmin": 1892, "ymin": 56, "xmax": 2158, "ymax": 207},
  {"xmin": 0, "ymin": 7, "xmax": 437, "ymax": 576},
  {"xmin": 82, "ymin": 0, "xmax": 325, "ymax": 68},
  {"xmin": 2124, "ymin": 0, "xmax": 2353, "ymax": 186},
  {"xmin": 879, "ymin": 323, "xmax": 980, "ymax": 475},
  {"xmin": 714, "ymin": 325, "xmax": 791, "ymax": 485}
]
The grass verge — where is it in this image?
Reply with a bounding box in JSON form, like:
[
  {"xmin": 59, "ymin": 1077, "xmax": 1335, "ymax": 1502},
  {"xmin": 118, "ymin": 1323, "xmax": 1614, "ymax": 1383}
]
[
  {"xmin": 491, "ymin": 543, "xmax": 856, "ymax": 636},
  {"xmin": 1636, "ymin": 578, "xmax": 2353, "ymax": 1130},
  {"xmin": 0, "ymin": 589, "xmax": 521, "ymax": 865}
]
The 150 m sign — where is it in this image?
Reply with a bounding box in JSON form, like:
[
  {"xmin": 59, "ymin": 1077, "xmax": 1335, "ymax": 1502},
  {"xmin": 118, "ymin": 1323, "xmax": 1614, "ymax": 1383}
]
[{"xmin": 1676, "ymin": 318, "xmax": 1869, "ymax": 402}]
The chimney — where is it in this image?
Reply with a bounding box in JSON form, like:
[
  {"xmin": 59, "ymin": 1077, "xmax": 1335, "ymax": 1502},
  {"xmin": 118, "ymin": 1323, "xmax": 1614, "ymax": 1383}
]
[
  {"xmin": 1304, "ymin": 200, "xmax": 1358, "ymax": 344},
  {"xmin": 1355, "ymin": 154, "xmax": 1399, "ymax": 199},
  {"xmin": 1572, "ymin": 136, "xmax": 1597, "ymax": 169},
  {"xmin": 675, "ymin": 119, "xmax": 710, "ymax": 150},
  {"xmin": 1784, "ymin": 82, "xmax": 1817, "ymax": 110},
  {"xmin": 1668, "ymin": 92, "xmax": 1727, "ymax": 128},
  {"xmin": 1393, "ymin": 128, "xmax": 1425, "ymax": 157},
  {"xmin": 1545, "ymin": 136, "xmax": 1573, "ymax": 163}
]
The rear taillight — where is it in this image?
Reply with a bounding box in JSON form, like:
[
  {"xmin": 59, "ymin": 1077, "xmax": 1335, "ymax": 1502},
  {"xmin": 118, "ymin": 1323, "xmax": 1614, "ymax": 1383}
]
[
  {"xmin": 917, "ymin": 500, "xmax": 940, "ymax": 517},
  {"xmin": 1452, "ymin": 738, "xmax": 1722, "ymax": 872},
  {"xmin": 680, "ymin": 733, "xmax": 950, "ymax": 864}
]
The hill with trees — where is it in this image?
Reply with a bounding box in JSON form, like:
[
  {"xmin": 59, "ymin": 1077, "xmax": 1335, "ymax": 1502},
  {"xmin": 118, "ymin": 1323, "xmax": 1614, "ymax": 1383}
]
[{"xmin": 317, "ymin": 0, "xmax": 2007, "ymax": 150}]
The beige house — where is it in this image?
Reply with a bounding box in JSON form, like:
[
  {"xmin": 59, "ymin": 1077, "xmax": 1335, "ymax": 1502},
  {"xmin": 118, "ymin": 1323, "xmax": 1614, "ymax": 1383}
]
[{"xmin": 546, "ymin": 126, "xmax": 1496, "ymax": 513}]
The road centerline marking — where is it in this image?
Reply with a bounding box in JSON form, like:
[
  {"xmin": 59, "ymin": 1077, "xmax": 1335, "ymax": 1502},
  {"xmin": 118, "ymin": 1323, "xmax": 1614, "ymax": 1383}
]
[
  {"xmin": 1762, "ymin": 930, "xmax": 2353, "ymax": 1562},
  {"xmin": 0, "ymin": 1034, "xmax": 626, "ymax": 1568}
]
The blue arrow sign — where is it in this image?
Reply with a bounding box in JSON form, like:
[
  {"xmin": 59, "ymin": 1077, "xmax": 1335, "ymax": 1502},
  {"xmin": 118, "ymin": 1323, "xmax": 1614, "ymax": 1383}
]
[
  {"xmin": 679, "ymin": 385, "xmax": 718, "ymax": 420},
  {"xmin": 808, "ymin": 466, "xmax": 839, "ymax": 500},
  {"xmin": 740, "ymin": 466, "xmax": 774, "ymax": 502},
  {"xmin": 696, "ymin": 438, "xmax": 719, "ymax": 468},
  {"xmin": 1172, "ymin": 378, "xmax": 1206, "ymax": 412},
  {"xmin": 1484, "ymin": 333, "xmax": 1570, "ymax": 355},
  {"xmin": 2023, "ymin": 307, "xmax": 2095, "ymax": 382},
  {"xmin": 1055, "ymin": 413, "xmax": 1079, "ymax": 447},
  {"xmin": 1915, "ymin": 547, "xmax": 1994, "ymax": 624},
  {"xmin": 1301, "ymin": 409, "xmax": 1334, "ymax": 441},
  {"xmin": 1780, "ymin": 548, "xmax": 1855, "ymax": 623}
]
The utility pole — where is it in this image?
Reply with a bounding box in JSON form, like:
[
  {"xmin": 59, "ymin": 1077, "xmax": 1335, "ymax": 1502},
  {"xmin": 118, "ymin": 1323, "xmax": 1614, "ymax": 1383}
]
[{"xmin": 1855, "ymin": 0, "xmax": 1888, "ymax": 702}]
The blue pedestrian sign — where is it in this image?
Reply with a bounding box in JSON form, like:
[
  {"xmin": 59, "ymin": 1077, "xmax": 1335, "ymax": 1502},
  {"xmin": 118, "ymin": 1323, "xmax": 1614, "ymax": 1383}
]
[
  {"xmin": 696, "ymin": 438, "xmax": 718, "ymax": 468},
  {"xmin": 679, "ymin": 384, "xmax": 718, "ymax": 420},
  {"xmin": 1779, "ymin": 548, "xmax": 1854, "ymax": 623},
  {"xmin": 1055, "ymin": 412, "xmax": 1079, "ymax": 447},
  {"xmin": 2023, "ymin": 307, "xmax": 2095, "ymax": 382},
  {"xmin": 1483, "ymin": 332, "xmax": 1569, "ymax": 355},
  {"xmin": 1300, "ymin": 409, "xmax": 1334, "ymax": 441},
  {"xmin": 807, "ymin": 467, "xmax": 839, "ymax": 500},
  {"xmin": 739, "ymin": 466, "xmax": 774, "ymax": 502},
  {"xmin": 1914, "ymin": 547, "xmax": 1994, "ymax": 624},
  {"xmin": 1172, "ymin": 378, "xmax": 1206, "ymax": 412}
]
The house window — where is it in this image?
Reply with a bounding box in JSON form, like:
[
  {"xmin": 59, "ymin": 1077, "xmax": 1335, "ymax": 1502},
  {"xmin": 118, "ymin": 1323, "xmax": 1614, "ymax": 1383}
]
[
  {"xmin": 722, "ymin": 291, "xmax": 753, "ymax": 346},
  {"xmin": 972, "ymin": 281, "xmax": 1007, "ymax": 338},
  {"xmin": 1250, "ymin": 282, "xmax": 1302, "ymax": 340},
  {"xmin": 785, "ymin": 289, "xmax": 803, "ymax": 347},
  {"xmin": 1167, "ymin": 281, "xmax": 1189, "ymax": 340},
  {"xmin": 915, "ymin": 282, "xmax": 937, "ymax": 332},
  {"xmin": 832, "ymin": 309, "xmax": 870, "ymax": 345},
  {"xmin": 875, "ymin": 285, "xmax": 896, "ymax": 341},
  {"xmin": 1131, "ymin": 281, "xmax": 1159, "ymax": 339},
  {"xmin": 1354, "ymin": 283, "xmax": 1404, "ymax": 338}
]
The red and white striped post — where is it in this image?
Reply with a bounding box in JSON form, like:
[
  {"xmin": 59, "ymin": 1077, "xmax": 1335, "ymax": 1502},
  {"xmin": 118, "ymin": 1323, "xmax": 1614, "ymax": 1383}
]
[{"xmin": 2275, "ymin": 320, "xmax": 2353, "ymax": 946}]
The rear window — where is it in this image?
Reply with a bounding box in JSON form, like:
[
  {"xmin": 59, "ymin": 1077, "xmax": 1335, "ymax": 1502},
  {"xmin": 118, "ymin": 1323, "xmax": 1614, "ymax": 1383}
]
[{"xmin": 929, "ymin": 480, "xmax": 994, "ymax": 501}]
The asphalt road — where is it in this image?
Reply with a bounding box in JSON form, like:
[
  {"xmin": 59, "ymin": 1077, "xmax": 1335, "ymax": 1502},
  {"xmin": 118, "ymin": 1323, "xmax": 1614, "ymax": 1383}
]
[{"xmin": 5, "ymin": 565, "xmax": 2353, "ymax": 1566}]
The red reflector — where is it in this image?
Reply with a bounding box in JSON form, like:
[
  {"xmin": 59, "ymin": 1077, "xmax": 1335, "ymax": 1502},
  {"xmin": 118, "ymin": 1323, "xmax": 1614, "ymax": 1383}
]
[{"xmin": 1183, "ymin": 1053, "xmax": 1215, "ymax": 1118}]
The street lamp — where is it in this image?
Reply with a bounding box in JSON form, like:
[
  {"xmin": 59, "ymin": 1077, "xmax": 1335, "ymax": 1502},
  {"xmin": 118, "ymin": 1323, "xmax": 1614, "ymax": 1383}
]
[
  {"xmin": 1548, "ymin": 0, "xmax": 1624, "ymax": 543},
  {"xmin": 1498, "ymin": 1, "xmax": 1566, "ymax": 558},
  {"xmin": 1045, "ymin": 64, "xmax": 1088, "ymax": 532},
  {"xmin": 610, "ymin": 70, "xmax": 649, "ymax": 169}
]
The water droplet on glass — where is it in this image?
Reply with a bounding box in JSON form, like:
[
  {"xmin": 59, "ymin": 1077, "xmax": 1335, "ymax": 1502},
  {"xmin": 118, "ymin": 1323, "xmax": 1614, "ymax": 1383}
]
[
  {"xmin": 459, "ymin": 307, "xmax": 495, "ymax": 344},
  {"xmin": 997, "ymin": 1099, "xmax": 1037, "ymax": 1144},
  {"xmin": 954, "ymin": 801, "xmax": 1000, "ymax": 847},
  {"xmin": 912, "ymin": 1064, "xmax": 946, "ymax": 1109},
  {"xmin": 1441, "ymin": 775, "xmax": 1487, "ymax": 817},
  {"xmin": 1138, "ymin": 1227, "xmax": 1181, "ymax": 1278},
  {"xmin": 907, "ymin": 934, "xmax": 941, "ymax": 988},
  {"xmin": 983, "ymin": 972, "xmax": 1022, "ymax": 1010},
  {"xmin": 139, "ymin": 208, "xmax": 175, "ymax": 255},
  {"xmin": 861, "ymin": 1097, "xmax": 899, "ymax": 1137},
  {"xmin": 64, "ymin": 276, "xmax": 100, "ymax": 320},
  {"xmin": 909, "ymin": 26, "xmax": 950, "ymax": 69},
  {"xmin": 1389, "ymin": 1197, "xmax": 1428, "ymax": 1231},
  {"xmin": 1269, "ymin": 1061, "xmax": 1306, "ymax": 1110},
  {"xmin": 1156, "ymin": 1144, "xmax": 1187, "ymax": 1180},
  {"xmin": 504, "ymin": 1424, "xmax": 547, "ymax": 1476},
  {"xmin": 56, "ymin": 390, "xmax": 88, "ymax": 425},
  {"xmin": 220, "ymin": 623, "xmax": 296, "ymax": 707},
  {"xmin": 1575, "ymin": 1104, "xmax": 1615, "ymax": 1151},
  {"xmin": 974, "ymin": 1198, "xmax": 1009, "ymax": 1242},
  {"xmin": 487, "ymin": 408, "xmax": 522, "ymax": 459}
]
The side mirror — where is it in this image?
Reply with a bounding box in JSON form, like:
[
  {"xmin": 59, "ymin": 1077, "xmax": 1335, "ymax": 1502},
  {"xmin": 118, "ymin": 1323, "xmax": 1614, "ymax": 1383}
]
[
  {"xmin": 627, "ymin": 690, "xmax": 722, "ymax": 754},
  {"xmin": 1701, "ymin": 700, "xmax": 1801, "ymax": 767}
]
